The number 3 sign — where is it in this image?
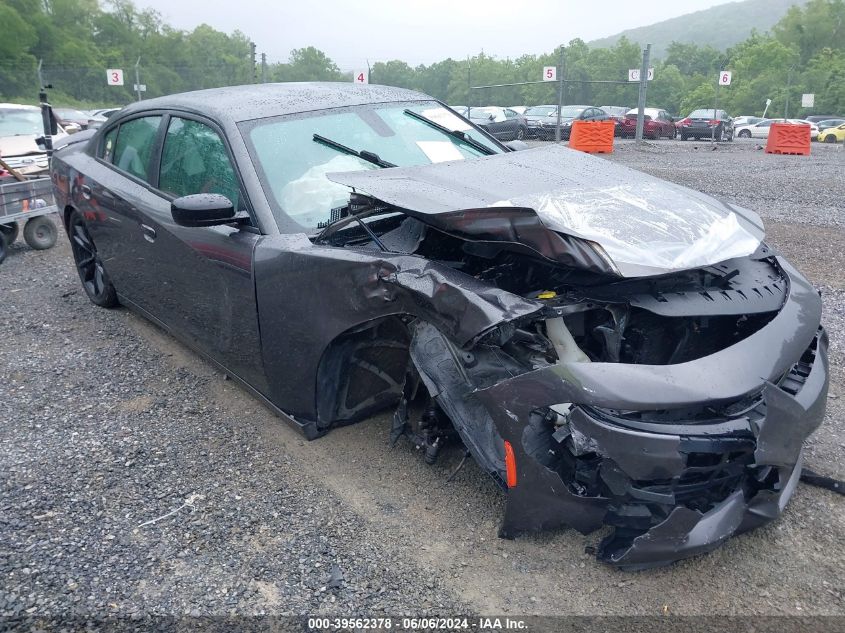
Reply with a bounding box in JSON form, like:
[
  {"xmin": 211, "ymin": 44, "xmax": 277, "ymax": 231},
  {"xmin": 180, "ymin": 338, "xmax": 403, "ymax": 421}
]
[
  {"xmin": 106, "ymin": 69, "xmax": 124, "ymax": 86},
  {"xmin": 718, "ymin": 71, "xmax": 732, "ymax": 86},
  {"xmin": 353, "ymin": 70, "xmax": 368, "ymax": 84}
]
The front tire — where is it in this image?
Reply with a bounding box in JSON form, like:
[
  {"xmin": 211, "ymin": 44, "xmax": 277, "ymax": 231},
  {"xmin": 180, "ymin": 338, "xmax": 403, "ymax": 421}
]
[
  {"xmin": 824, "ymin": 135, "xmax": 836, "ymax": 143},
  {"xmin": 67, "ymin": 210, "xmax": 118, "ymax": 308},
  {"xmin": 739, "ymin": 130, "xmax": 751, "ymax": 138}
]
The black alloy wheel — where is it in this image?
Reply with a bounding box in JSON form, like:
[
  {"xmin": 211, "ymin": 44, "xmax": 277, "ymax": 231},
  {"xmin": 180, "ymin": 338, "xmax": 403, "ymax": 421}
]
[
  {"xmin": 0, "ymin": 222, "xmax": 19, "ymax": 245},
  {"xmin": 68, "ymin": 210, "xmax": 118, "ymax": 307}
]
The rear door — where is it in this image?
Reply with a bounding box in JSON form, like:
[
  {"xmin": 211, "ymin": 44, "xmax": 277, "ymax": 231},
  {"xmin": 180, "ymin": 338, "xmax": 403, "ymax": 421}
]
[
  {"xmin": 502, "ymin": 108, "xmax": 519, "ymax": 138},
  {"xmin": 84, "ymin": 114, "xmax": 164, "ymax": 300}
]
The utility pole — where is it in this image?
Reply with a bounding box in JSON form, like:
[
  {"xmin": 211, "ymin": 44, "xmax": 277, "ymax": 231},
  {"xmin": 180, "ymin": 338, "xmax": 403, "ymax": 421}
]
[
  {"xmin": 466, "ymin": 57, "xmax": 471, "ymax": 116},
  {"xmin": 36, "ymin": 61, "xmax": 53, "ymax": 157},
  {"xmin": 554, "ymin": 46, "xmax": 565, "ymax": 142},
  {"xmin": 261, "ymin": 53, "xmax": 267, "ymax": 83},
  {"xmin": 635, "ymin": 44, "xmax": 651, "ymax": 144},
  {"xmin": 367, "ymin": 59, "xmax": 371, "ymax": 85},
  {"xmin": 784, "ymin": 65, "xmax": 795, "ymax": 118},
  {"xmin": 250, "ymin": 41, "xmax": 257, "ymax": 83},
  {"xmin": 134, "ymin": 56, "xmax": 142, "ymax": 101}
]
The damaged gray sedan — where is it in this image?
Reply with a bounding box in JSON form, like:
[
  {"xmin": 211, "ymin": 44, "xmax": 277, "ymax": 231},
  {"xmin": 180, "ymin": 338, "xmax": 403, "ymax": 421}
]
[{"xmin": 50, "ymin": 83, "xmax": 828, "ymax": 569}]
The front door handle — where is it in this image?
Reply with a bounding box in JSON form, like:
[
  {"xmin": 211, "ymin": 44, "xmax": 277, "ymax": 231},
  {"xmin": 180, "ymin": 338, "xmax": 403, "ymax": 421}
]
[
  {"xmin": 80, "ymin": 184, "xmax": 92, "ymax": 200},
  {"xmin": 141, "ymin": 223, "xmax": 157, "ymax": 242}
]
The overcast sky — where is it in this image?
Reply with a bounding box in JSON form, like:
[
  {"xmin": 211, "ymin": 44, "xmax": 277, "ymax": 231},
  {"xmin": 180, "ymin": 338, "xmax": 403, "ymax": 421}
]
[{"xmin": 134, "ymin": 0, "xmax": 728, "ymax": 69}]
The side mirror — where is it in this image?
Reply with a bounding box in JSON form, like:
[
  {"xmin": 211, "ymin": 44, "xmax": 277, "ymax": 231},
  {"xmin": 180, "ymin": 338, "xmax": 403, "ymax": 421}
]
[
  {"xmin": 171, "ymin": 193, "xmax": 235, "ymax": 227},
  {"xmin": 504, "ymin": 140, "xmax": 528, "ymax": 151}
]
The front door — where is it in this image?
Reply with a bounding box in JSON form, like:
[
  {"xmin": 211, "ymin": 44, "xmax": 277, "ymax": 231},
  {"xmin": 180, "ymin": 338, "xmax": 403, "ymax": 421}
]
[{"xmin": 129, "ymin": 114, "xmax": 266, "ymax": 391}]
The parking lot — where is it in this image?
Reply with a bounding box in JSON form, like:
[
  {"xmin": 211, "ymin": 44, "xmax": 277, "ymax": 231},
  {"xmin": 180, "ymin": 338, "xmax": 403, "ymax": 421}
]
[{"xmin": 1, "ymin": 138, "xmax": 843, "ymax": 619}]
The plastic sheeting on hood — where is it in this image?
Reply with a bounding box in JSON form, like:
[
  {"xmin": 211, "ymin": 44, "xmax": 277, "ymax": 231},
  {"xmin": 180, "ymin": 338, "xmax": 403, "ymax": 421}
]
[
  {"xmin": 328, "ymin": 144, "xmax": 765, "ymax": 278},
  {"xmin": 492, "ymin": 182, "xmax": 762, "ymax": 276}
]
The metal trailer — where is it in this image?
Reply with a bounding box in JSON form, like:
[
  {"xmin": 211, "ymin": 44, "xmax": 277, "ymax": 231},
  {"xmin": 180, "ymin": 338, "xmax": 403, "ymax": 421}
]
[{"xmin": 0, "ymin": 174, "xmax": 60, "ymax": 262}]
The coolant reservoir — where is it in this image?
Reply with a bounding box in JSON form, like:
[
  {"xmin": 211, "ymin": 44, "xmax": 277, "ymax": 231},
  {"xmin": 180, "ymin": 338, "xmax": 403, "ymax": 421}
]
[{"xmin": 545, "ymin": 317, "xmax": 591, "ymax": 363}]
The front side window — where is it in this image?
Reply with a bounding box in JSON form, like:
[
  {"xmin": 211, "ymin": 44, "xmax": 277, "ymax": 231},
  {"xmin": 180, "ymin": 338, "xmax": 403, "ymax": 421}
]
[
  {"xmin": 242, "ymin": 101, "xmax": 502, "ymax": 231},
  {"xmin": 112, "ymin": 116, "xmax": 162, "ymax": 182},
  {"xmin": 159, "ymin": 117, "xmax": 241, "ymax": 209}
]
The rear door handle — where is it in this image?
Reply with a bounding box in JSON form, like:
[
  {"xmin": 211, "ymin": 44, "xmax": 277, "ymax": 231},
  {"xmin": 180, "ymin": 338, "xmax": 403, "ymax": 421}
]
[
  {"xmin": 141, "ymin": 223, "xmax": 156, "ymax": 242},
  {"xmin": 80, "ymin": 184, "xmax": 92, "ymax": 200}
]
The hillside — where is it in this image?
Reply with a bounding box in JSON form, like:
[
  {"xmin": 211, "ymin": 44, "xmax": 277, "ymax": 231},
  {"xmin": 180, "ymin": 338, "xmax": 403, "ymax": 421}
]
[{"xmin": 589, "ymin": 0, "xmax": 805, "ymax": 57}]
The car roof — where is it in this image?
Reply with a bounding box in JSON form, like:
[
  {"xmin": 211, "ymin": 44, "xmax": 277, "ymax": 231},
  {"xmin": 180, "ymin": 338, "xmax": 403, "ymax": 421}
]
[
  {"xmin": 626, "ymin": 107, "xmax": 662, "ymax": 116},
  {"xmin": 0, "ymin": 103, "xmax": 40, "ymax": 111},
  {"xmin": 117, "ymin": 82, "xmax": 431, "ymax": 123}
]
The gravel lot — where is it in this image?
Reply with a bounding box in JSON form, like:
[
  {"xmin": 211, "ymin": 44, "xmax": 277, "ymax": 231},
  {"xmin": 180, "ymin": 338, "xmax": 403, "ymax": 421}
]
[{"xmin": 1, "ymin": 138, "xmax": 843, "ymax": 622}]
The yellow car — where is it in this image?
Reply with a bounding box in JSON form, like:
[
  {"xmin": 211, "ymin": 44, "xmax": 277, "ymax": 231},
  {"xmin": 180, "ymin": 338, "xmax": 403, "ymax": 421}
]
[{"xmin": 819, "ymin": 123, "xmax": 845, "ymax": 143}]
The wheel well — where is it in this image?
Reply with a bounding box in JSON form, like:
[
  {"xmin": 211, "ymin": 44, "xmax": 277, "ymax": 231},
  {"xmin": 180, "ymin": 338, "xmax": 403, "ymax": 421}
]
[
  {"xmin": 315, "ymin": 316, "xmax": 411, "ymax": 429},
  {"xmin": 63, "ymin": 205, "xmax": 76, "ymax": 230}
]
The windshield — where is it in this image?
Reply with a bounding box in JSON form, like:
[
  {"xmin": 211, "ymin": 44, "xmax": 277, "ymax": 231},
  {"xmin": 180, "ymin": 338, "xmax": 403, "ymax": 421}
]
[
  {"xmin": 525, "ymin": 106, "xmax": 557, "ymax": 116},
  {"xmin": 559, "ymin": 107, "xmax": 586, "ymax": 118},
  {"xmin": 0, "ymin": 108, "xmax": 43, "ymax": 137},
  {"xmin": 242, "ymin": 101, "xmax": 503, "ymax": 231},
  {"xmin": 688, "ymin": 109, "xmax": 720, "ymax": 118}
]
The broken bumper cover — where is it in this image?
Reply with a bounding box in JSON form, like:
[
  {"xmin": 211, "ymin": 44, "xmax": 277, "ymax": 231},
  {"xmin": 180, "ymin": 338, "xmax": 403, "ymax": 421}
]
[{"xmin": 475, "ymin": 257, "xmax": 829, "ymax": 569}]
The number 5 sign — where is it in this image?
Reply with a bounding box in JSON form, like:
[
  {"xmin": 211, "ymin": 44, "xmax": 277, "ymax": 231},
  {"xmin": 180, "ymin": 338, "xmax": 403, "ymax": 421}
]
[
  {"xmin": 719, "ymin": 71, "xmax": 732, "ymax": 86},
  {"xmin": 106, "ymin": 69, "xmax": 124, "ymax": 86},
  {"xmin": 542, "ymin": 66, "xmax": 557, "ymax": 82},
  {"xmin": 353, "ymin": 70, "xmax": 368, "ymax": 84}
]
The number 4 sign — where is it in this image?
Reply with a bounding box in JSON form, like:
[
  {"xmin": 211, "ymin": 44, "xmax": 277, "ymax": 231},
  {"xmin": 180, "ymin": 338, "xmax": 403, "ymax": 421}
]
[
  {"xmin": 353, "ymin": 70, "xmax": 368, "ymax": 84},
  {"xmin": 106, "ymin": 69, "xmax": 124, "ymax": 86},
  {"xmin": 719, "ymin": 71, "xmax": 732, "ymax": 86}
]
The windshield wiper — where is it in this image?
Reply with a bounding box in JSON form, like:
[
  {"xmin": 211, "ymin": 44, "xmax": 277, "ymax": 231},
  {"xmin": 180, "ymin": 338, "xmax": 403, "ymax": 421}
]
[
  {"xmin": 403, "ymin": 109, "xmax": 495, "ymax": 156},
  {"xmin": 312, "ymin": 134, "xmax": 396, "ymax": 168}
]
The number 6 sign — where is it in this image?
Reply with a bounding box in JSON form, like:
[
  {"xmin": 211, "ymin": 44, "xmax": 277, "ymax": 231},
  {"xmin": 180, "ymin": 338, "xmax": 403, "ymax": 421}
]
[
  {"xmin": 353, "ymin": 70, "xmax": 368, "ymax": 84},
  {"xmin": 106, "ymin": 69, "xmax": 124, "ymax": 86},
  {"xmin": 718, "ymin": 71, "xmax": 732, "ymax": 86}
]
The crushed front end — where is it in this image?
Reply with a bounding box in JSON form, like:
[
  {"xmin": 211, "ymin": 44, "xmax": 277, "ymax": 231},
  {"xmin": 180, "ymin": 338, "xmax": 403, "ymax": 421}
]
[
  {"xmin": 401, "ymin": 252, "xmax": 828, "ymax": 570},
  {"xmin": 322, "ymin": 148, "xmax": 828, "ymax": 569}
]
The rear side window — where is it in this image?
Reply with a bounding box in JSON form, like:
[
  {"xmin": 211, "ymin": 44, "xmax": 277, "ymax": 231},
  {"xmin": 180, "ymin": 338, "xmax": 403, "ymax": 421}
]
[
  {"xmin": 158, "ymin": 117, "xmax": 241, "ymax": 210},
  {"xmin": 112, "ymin": 116, "xmax": 162, "ymax": 181}
]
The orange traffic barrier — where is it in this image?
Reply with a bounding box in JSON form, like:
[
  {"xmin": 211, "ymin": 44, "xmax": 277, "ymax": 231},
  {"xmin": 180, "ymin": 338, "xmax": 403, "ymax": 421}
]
[
  {"xmin": 569, "ymin": 120, "xmax": 615, "ymax": 154},
  {"xmin": 766, "ymin": 123, "xmax": 811, "ymax": 156}
]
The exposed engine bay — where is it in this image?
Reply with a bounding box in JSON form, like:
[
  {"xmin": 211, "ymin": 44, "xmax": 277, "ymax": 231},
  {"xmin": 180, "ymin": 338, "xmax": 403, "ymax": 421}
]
[{"xmin": 309, "ymin": 191, "xmax": 827, "ymax": 569}]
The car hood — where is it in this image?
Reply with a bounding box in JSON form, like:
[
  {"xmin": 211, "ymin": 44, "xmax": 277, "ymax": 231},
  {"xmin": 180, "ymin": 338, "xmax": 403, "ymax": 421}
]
[
  {"xmin": 0, "ymin": 134, "xmax": 45, "ymax": 157},
  {"xmin": 328, "ymin": 145, "xmax": 764, "ymax": 278}
]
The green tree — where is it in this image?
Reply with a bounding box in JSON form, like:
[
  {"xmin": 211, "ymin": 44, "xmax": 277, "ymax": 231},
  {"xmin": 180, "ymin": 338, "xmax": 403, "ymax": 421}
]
[{"xmin": 271, "ymin": 47, "xmax": 344, "ymax": 82}]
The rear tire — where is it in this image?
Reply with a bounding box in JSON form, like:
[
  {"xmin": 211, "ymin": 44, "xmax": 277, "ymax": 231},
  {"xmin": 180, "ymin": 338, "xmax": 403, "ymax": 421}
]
[
  {"xmin": 67, "ymin": 210, "xmax": 119, "ymax": 308},
  {"xmin": 0, "ymin": 222, "xmax": 19, "ymax": 245},
  {"xmin": 23, "ymin": 216, "xmax": 58, "ymax": 250}
]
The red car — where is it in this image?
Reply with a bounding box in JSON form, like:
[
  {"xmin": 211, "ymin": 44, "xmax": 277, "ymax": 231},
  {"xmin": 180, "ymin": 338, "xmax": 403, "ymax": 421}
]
[{"xmin": 618, "ymin": 107, "xmax": 677, "ymax": 139}]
